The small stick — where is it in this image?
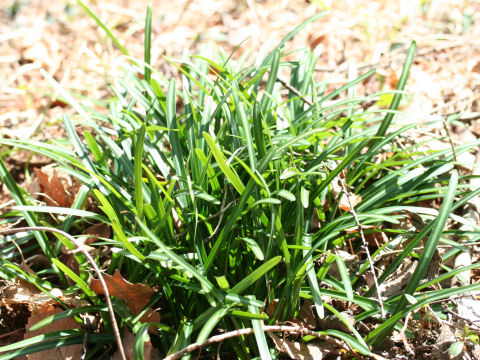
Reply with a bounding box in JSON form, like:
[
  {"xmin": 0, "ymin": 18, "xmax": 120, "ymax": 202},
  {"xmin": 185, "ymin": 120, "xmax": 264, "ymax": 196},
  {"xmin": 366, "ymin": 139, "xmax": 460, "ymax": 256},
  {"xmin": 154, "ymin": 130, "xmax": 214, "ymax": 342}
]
[
  {"xmin": 164, "ymin": 325, "xmax": 352, "ymax": 360},
  {"xmin": 0, "ymin": 226, "xmax": 127, "ymax": 360},
  {"xmin": 442, "ymin": 117, "xmax": 457, "ymax": 163},
  {"xmin": 276, "ymin": 78, "xmax": 314, "ymax": 106},
  {"xmin": 338, "ymin": 178, "xmax": 386, "ymax": 319}
]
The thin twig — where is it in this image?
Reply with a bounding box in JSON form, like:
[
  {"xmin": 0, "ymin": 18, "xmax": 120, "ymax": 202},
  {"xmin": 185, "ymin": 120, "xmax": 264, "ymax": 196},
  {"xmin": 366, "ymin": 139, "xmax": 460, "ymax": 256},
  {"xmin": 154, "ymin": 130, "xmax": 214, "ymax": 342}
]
[
  {"xmin": 443, "ymin": 302, "xmax": 480, "ymax": 331},
  {"xmin": 398, "ymin": 312, "xmax": 414, "ymax": 355},
  {"xmin": 163, "ymin": 325, "xmax": 352, "ymax": 360},
  {"xmin": 206, "ymin": 185, "xmax": 229, "ymax": 241},
  {"xmin": 338, "ymin": 177, "xmax": 386, "ymax": 319},
  {"xmin": 173, "ymin": 198, "xmax": 234, "ymax": 240},
  {"xmin": 442, "ymin": 117, "xmax": 457, "ymax": 163},
  {"xmin": 0, "ymin": 226, "xmax": 127, "ymax": 360},
  {"xmin": 276, "ymin": 78, "xmax": 314, "ymax": 106}
]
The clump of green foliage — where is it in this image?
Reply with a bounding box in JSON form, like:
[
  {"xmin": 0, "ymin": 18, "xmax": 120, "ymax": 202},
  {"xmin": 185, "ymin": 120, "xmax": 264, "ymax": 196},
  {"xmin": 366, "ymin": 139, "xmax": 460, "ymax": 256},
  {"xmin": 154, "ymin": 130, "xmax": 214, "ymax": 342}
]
[{"xmin": 1, "ymin": 2, "xmax": 480, "ymax": 359}]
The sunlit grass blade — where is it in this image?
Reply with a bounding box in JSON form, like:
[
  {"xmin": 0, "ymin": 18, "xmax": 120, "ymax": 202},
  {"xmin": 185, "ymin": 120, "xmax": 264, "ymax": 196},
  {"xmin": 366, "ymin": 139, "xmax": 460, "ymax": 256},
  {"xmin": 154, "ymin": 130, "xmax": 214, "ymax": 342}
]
[
  {"xmin": 76, "ymin": 0, "xmax": 131, "ymax": 60},
  {"xmin": 134, "ymin": 124, "xmax": 146, "ymax": 219},
  {"xmin": 137, "ymin": 219, "xmax": 214, "ymax": 293},
  {"xmin": 144, "ymin": 4, "xmax": 152, "ymax": 82},
  {"xmin": 248, "ymin": 295, "xmax": 272, "ymax": 360}
]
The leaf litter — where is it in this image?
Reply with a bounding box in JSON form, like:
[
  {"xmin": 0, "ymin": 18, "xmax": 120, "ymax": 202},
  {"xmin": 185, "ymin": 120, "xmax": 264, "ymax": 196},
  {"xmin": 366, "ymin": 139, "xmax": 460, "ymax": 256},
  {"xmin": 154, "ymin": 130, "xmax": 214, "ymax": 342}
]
[{"xmin": 1, "ymin": 0, "xmax": 480, "ymax": 358}]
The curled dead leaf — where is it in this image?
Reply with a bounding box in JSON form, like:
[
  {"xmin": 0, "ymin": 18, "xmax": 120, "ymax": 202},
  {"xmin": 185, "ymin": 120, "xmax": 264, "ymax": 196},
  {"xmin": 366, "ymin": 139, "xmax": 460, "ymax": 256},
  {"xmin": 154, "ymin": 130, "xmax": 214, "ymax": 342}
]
[
  {"xmin": 24, "ymin": 305, "xmax": 83, "ymax": 360},
  {"xmin": 269, "ymin": 333, "xmax": 325, "ymax": 360},
  {"xmin": 89, "ymin": 270, "xmax": 160, "ymax": 327},
  {"xmin": 33, "ymin": 168, "xmax": 74, "ymax": 207}
]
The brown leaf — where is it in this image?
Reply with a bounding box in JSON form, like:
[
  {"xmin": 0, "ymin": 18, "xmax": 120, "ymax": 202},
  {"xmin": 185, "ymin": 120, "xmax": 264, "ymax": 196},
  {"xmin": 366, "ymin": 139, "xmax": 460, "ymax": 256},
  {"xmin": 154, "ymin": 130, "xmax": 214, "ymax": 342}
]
[
  {"xmin": 307, "ymin": 33, "xmax": 327, "ymax": 51},
  {"xmin": 472, "ymin": 61, "xmax": 480, "ymax": 74},
  {"xmin": 298, "ymin": 300, "xmax": 316, "ymax": 330},
  {"xmin": 89, "ymin": 270, "xmax": 160, "ymax": 325},
  {"xmin": 33, "ymin": 168, "xmax": 74, "ymax": 207},
  {"xmin": 266, "ymin": 299, "xmax": 286, "ymax": 322},
  {"xmin": 24, "ymin": 305, "xmax": 83, "ymax": 360},
  {"xmin": 339, "ymin": 192, "xmax": 362, "ymax": 212},
  {"xmin": 83, "ymin": 222, "xmax": 111, "ymax": 245},
  {"xmin": 269, "ymin": 333, "xmax": 324, "ymax": 360}
]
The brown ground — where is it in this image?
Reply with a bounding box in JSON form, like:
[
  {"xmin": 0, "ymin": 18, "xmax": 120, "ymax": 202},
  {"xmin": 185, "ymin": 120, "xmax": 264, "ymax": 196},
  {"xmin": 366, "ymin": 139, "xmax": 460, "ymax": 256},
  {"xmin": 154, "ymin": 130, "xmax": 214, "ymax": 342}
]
[{"xmin": 1, "ymin": 0, "xmax": 480, "ymax": 358}]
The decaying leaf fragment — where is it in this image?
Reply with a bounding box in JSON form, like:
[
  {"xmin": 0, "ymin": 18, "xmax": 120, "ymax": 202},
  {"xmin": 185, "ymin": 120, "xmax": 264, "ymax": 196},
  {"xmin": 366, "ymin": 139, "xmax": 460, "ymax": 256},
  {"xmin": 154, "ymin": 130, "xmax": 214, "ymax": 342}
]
[
  {"xmin": 269, "ymin": 333, "xmax": 325, "ymax": 360},
  {"xmin": 89, "ymin": 269, "xmax": 160, "ymax": 325},
  {"xmin": 33, "ymin": 167, "xmax": 75, "ymax": 207},
  {"xmin": 24, "ymin": 305, "xmax": 83, "ymax": 360}
]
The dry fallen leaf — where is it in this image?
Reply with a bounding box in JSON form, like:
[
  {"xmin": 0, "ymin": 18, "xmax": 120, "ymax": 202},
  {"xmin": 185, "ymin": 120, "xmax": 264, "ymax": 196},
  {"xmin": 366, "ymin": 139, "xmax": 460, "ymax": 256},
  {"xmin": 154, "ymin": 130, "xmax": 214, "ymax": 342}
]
[
  {"xmin": 89, "ymin": 270, "xmax": 160, "ymax": 325},
  {"xmin": 338, "ymin": 192, "xmax": 362, "ymax": 212},
  {"xmin": 24, "ymin": 305, "xmax": 83, "ymax": 360},
  {"xmin": 33, "ymin": 168, "xmax": 74, "ymax": 207},
  {"xmin": 298, "ymin": 300, "xmax": 316, "ymax": 330},
  {"xmin": 269, "ymin": 333, "xmax": 325, "ymax": 360},
  {"xmin": 82, "ymin": 222, "xmax": 112, "ymax": 245}
]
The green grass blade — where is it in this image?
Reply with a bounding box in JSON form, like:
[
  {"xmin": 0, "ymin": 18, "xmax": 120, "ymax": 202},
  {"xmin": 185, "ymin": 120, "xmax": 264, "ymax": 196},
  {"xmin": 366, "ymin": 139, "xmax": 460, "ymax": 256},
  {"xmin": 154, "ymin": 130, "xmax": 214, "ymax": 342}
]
[
  {"xmin": 144, "ymin": 4, "xmax": 152, "ymax": 82},
  {"xmin": 137, "ymin": 220, "xmax": 214, "ymax": 293},
  {"xmin": 248, "ymin": 295, "xmax": 272, "ymax": 360},
  {"xmin": 94, "ymin": 190, "xmax": 145, "ymax": 260},
  {"xmin": 196, "ymin": 307, "xmax": 229, "ymax": 343},
  {"xmin": 230, "ymin": 256, "xmax": 281, "ymax": 295},
  {"xmin": 323, "ymin": 329, "xmax": 371, "ymax": 356},
  {"xmin": 76, "ymin": 0, "xmax": 131, "ymax": 59},
  {"xmin": 203, "ymin": 132, "xmax": 245, "ymax": 194},
  {"xmin": 0, "ymin": 158, "xmax": 55, "ymax": 262},
  {"xmin": 334, "ymin": 255, "xmax": 354, "ymax": 302},
  {"xmin": 51, "ymin": 259, "xmax": 98, "ymax": 301},
  {"xmin": 134, "ymin": 124, "xmax": 146, "ymax": 219},
  {"xmin": 0, "ymin": 329, "xmax": 82, "ymax": 352},
  {"xmin": 28, "ymin": 305, "xmax": 106, "ymax": 331},
  {"xmin": 303, "ymin": 234, "xmax": 324, "ymax": 319}
]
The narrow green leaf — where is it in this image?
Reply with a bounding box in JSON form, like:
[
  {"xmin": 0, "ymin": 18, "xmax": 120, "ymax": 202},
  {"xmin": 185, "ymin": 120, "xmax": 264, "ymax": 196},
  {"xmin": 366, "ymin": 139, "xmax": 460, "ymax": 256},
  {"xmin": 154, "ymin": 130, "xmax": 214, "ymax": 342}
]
[
  {"xmin": 51, "ymin": 259, "xmax": 98, "ymax": 301},
  {"xmin": 237, "ymin": 237, "xmax": 264, "ymax": 261},
  {"xmin": 28, "ymin": 305, "xmax": 106, "ymax": 331},
  {"xmin": 203, "ymin": 132, "xmax": 245, "ymax": 194},
  {"xmin": 372, "ymin": 41, "xmax": 416, "ymax": 146},
  {"xmin": 196, "ymin": 307, "xmax": 228, "ymax": 343},
  {"xmin": 303, "ymin": 234, "xmax": 324, "ymax": 319},
  {"xmin": 136, "ymin": 221, "xmax": 214, "ymax": 293},
  {"xmin": 93, "ymin": 189, "xmax": 145, "ymax": 260},
  {"xmin": 144, "ymin": 4, "xmax": 152, "ymax": 82},
  {"xmin": 76, "ymin": 0, "xmax": 131, "ymax": 59},
  {"xmin": 335, "ymin": 255, "xmax": 354, "ymax": 301},
  {"xmin": 134, "ymin": 124, "xmax": 146, "ymax": 219},
  {"xmin": 368, "ymin": 170, "xmax": 458, "ymax": 347},
  {"xmin": 248, "ymin": 295, "xmax": 272, "ymax": 360},
  {"xmin": 230, "ymin": 256, "xmax": 281, "ymax": 295}
]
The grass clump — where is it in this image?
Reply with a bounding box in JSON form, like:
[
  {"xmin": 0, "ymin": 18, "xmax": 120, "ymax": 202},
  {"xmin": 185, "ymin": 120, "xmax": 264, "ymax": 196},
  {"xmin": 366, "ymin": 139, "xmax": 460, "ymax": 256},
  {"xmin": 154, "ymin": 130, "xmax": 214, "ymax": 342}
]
[{"xmin": 1, "ymin": 4, "xmax": 479, "ymax": 360}]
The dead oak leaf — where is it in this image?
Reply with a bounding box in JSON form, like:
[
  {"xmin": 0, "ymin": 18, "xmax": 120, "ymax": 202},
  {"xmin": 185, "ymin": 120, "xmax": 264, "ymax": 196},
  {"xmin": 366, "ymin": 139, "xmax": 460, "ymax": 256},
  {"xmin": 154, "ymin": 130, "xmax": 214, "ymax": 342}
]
[
  {"xmin": 269, "ymin": 333, "xmax": 325, "ymax": 360},
  {"xmin": 34, "ymin": 168, "xmax": 74, "ymax": 207},
  {"xmin": 25, "ymin": 305, "xmax": 83, "ymax": 360},
  {"xmin": 82, "ymin": 222, "xmax": 111, "ymax": 245},
  {"xmin": 89, "ymin": 270, "xmax": 160, "ymax": 325}
]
